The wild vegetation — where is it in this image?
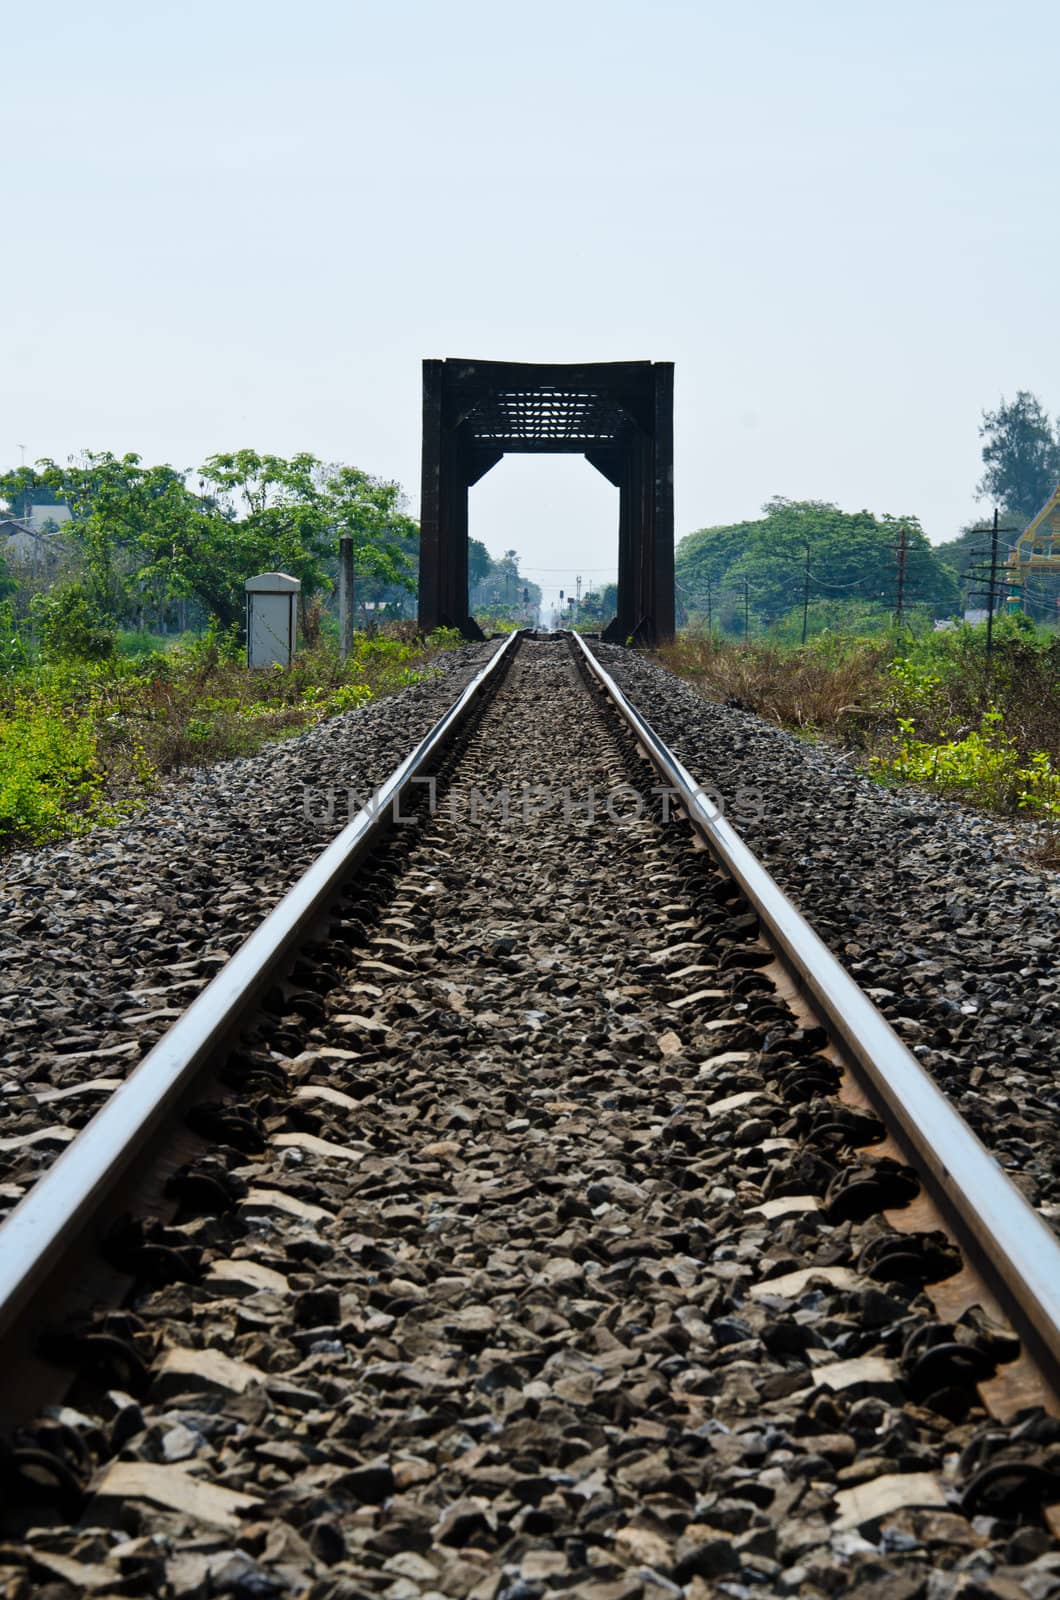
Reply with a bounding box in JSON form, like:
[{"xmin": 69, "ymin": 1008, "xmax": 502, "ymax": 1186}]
[
  {"xmin": 661, "ymin": 389, "xmax": 1060, "ymax": 855},
  {"xmin": 0, "ymin": 446, "xmax": 547, "ymax": 848},
  {"xmin": 0, "ymin": 612, "xmax": 463, "ymax": 847},
  {"xmin": 660, "ymin": 615, "xmax": 1060, "ymax": 857}
]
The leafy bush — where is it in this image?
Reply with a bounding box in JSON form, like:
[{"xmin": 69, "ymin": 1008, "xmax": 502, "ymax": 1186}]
[
  {"xmin": 424, "ymin": 626, "xmax": 465, "ymax": 650},
  {"xmin": 0, "ymin": 602, "xmax": 28, "ymax": 674},
  {"xmin": 0, "ymin": 705, "xmax": 112, "ymax": 843},
  {"xmin": 31, "ymin": 586, "xmax": 115, "ymax": 662},
  {"xmin": 316, "ymin": 682, "xmax": 375, "ymax": 715},
  {"xmin": 662, "ymin": 618, "xmax": 1060, "ymax": 847},
  {"xmin": 116, "ymin": 628, "xmax": 172, "ymax": 657},
  {"xmin": 870, "ymin": 709, "xmax": 1060, "ymax": 856},
  {"xmin": 870, "ymin": 710, "xmax": 1025, "ymax": 810},
  {"xmin": 0, "ymin": 624, "xmax": 465, "ymax": 850}
]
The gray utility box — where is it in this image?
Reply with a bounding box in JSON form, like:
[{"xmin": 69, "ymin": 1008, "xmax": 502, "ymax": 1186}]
[{"xmin": 245, "ymin": 572, "xmax": 300, "ymax": 668}]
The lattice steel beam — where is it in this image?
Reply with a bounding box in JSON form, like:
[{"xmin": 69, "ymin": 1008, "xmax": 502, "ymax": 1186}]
[{"xmin": 419, "ymin": 359, "xmax": 674, "ymax": 643}]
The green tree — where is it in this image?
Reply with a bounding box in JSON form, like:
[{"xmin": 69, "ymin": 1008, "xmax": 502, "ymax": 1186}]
[
  {"xmin": 199, "ymin": 451, "xmax": 416, "ymax": 624},
  {"xmin": 1, "ymin": 450, "xmax": 419, "ymax": 634},
  {"xmin": 0, "ymin": 467, "xmax": 66, "ymax": 520},
  {"xmin": 468, "ymin": 538, "xmax": 492, "ymax": 587},
  {"xmin": 676, "ymin": 499, "xmax": 958, "ymax": 637},
  {"xmin": 467, "ymin": 545, "xmax": 540, "ymax": 620},
  {"xmin": 1, "ymin": 453, "xmax": 196, "ymax": 622},
  {"xmin": 978, "ymin": 391, "xmax": 1060, "ymax": 523},
  {"xmin": 577, "ymin": 582, "xmax": 617, "ymax": 624}
]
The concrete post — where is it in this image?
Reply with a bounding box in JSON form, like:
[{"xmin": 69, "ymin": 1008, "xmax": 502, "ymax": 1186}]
[{"xmin": 338, "ymin": 535, "xmax": 354, "ymax": 661}]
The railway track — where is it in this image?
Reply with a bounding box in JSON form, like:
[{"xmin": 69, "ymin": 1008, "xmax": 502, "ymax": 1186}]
[{"xmin": 1, "ymin": 631, "xmax": 1059, "ymax": 1598}]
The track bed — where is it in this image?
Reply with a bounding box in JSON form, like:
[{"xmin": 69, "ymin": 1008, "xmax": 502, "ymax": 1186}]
[{"xmin": 2, "ymin": 639, "xmax": 1059, "ymax": 1599}]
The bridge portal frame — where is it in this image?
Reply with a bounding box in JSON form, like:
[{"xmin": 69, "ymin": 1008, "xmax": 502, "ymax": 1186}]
[{"xmin": 418, "ymin": 358, "xmax": 674, "ymax": 645}]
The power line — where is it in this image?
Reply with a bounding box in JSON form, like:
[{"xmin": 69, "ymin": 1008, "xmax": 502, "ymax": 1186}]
[{"xmin": 807, "ymin": 573, "xmax": 876, "ymax": 590}]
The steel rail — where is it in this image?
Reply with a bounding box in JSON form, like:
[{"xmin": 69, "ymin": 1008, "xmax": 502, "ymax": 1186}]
[
  {"xmin": 0, "ymin": 628, "xmax": 523, "ymax": 1347},
  {"xmin": 570, "ymin": 629, "xmax": 1060, "ymax": 1385}
]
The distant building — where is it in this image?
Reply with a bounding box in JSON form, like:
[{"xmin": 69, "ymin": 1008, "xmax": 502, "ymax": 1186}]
[
  {"xmin": 0, "ymin": 505, "xmax": 71, "ymax": 571},
  {"xmin": 24, "ymin": 504, "xmax": 71, "ymax": 533},
  {"xmin": 0, "ymin": 519, "xmax": 43, "ymax": 563},
  {"xmin": 1005, "ymin": 481, "xmax": 1060, "ymax": 613}
]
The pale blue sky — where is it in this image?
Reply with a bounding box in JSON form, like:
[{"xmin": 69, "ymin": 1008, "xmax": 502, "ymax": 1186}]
[{"xmin": 4, "ymin": 0, "xmax": 1058, "ymax": 616}]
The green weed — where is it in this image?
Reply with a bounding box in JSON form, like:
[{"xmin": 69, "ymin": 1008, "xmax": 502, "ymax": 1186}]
[
  {"xmin": 0, "ymin": 705, "xmax": 114, "ymax": 844},
  {"xmin": 0, "ymin": 623, "xmax": 464, "ymax": 849},
  {"xmin": 661, "ymin": 620, "xmax": 1060, "ymax": 850}
]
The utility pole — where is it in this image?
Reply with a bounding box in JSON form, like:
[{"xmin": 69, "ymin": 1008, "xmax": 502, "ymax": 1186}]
[
  {"xmin": 801, "ymin": 542, "xmax": 811, "ymax": 646},
  {"xmin": 575, "ymin": 574, "xmax": 582, "ymax": 620},
  {"xmin": 893, "ymin": 523, "xmax": 909, "ymax": 628},
  {"xmin": 743, "ymin": 577, "xmax": 750, "ymax": 643},
  {"xmin": 963, "ymin": 508, "xmax": 1013, "ymax": 678},
  {"xmin": 986, "ymin": 507, "xmax": 1000, "ymax": 663},
  {"xmin": 705, "ymin": 575, "xmax": 713, "ymax": 638},
  {"xmin": 338, "ymin": 534, "xmax": 354, "ymax": 661}
]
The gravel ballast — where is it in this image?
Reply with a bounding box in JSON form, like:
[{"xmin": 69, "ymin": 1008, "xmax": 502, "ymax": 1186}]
[
  {"xmin": 588, "ymin": 643, "xmax": 1060, "ymax": 1233},
  {"xmin": 2, "ymin": 639, "xmax": 1058, "ymax": 1598},
  {"xmin": 0, "ymin": 642, "xmax": 499, "ymax": 1202}
]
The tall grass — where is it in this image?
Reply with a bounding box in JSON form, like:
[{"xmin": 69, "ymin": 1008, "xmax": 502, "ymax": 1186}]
[
  {"xmin": 658, "ymin": 633, "xmax": 891, "ymax": 732},
  {"xmin": 658, "ymin": 621, "xmax": 1060, "ymax": 853}
]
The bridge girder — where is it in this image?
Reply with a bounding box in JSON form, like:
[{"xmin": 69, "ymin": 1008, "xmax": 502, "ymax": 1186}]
[{"xmin": 418, "ymin": 358, "xmax": 674, "ymax": 645}]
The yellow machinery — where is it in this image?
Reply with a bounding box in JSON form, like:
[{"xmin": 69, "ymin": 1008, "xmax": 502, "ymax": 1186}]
[{"xmin": 1005, "ymin": 483, "xmax": 1060, "ymax": 614}]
